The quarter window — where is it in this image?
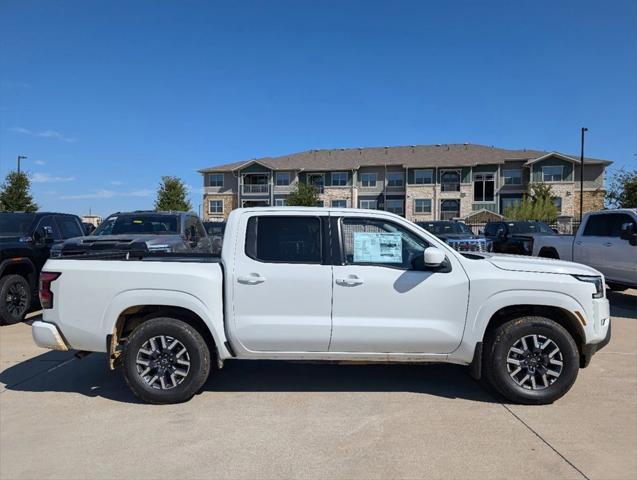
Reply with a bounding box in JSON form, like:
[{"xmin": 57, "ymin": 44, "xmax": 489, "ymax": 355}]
[
  {"xmin": 275, "ymin": 172, "xmax": 290, "ymax": 186},
  {"xmin": 331, "ymin": 172, "xmax": 348, "ymax": 186},
  {"xmin": 387, "ymin": 172, "xmax": 404, "ymax": 187},
  {"xmin": 503, "ymin": 169, "xmax": 522, "ymax": 185},
  {"xmin": 414, "ymin": 170, "xmax": 433, "ymax": 184},
  {"xmin": 208, "ymin": 174, "xmax": 224, "ymax": 187},
  {"xmin": 246, "ymin": 216, "xmax": 321, "ymax": 263},
  {"xmin": 542, "ymin": 166, "xmax": 563, "ymax": 182},
  {"xmin": 209, "ymin": 200, "xmax": 223, "ymax": 214},
  {"xmin": 361, "ymin": 173, "xmax": 377, "ymax": 187},
  {"xmin": 414, "ymin": 199, "xmax": 432, "ymax": 214},
  {"xmin": 341, "ymin": 218, "xmax": 429, "ymax": 270}
]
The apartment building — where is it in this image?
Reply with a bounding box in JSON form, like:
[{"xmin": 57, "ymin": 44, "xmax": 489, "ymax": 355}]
[{"xmin": 199, "ymin": 144, "xmax": 611, "ymax": 222}]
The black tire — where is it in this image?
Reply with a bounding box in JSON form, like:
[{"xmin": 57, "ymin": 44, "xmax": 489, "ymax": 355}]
[
  {"xmin": 0, "ymin": 275, "xmax": 32, "ymax": 326},
  {"xmin": 122, "ymin": 317, "xmax": 211, "ymax": 404},
  {"xmin": 483, "ymin": 316, "xmax": 579, "ymax": 405}
]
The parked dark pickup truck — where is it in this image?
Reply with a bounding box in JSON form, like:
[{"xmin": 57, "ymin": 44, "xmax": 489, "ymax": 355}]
[
  {"xmin": 416, "ymin": 221, "xmax": 492, "ymax": 252},
  {"xmin": 0, "ymin": 211, "xmax": 84, "ymax": 324},
  {"xmin": 54, "ymin": 211, "xmax": 213, "ymax": 257},
  {"xmin": 484, "ymin": 220, "xmax": 556, "ymax": 255}
]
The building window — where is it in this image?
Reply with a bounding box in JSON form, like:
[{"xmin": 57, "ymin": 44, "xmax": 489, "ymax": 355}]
[
  {"xmin": 552, "ymin": 197, "xmax": 562, "ymax": 213},
  {"xmin": 414, "ymin": 169, "xmax": 433, "ymax": 185},
  {"xmin": 503, "ymin": 169, "xmax": 522, "ymax": 185},
  {"xmin": 501, "ymin": 196, "xmax": 523, "ymax": 214},
  {"xmin": 361, "ymin": 173, "xmax": 377, "ymax": 188},
  {"xmin": 414, "ymin": 198, "xmax": 432, "ymax": 214},
  {"xmin": 542, "ymin": 166, "xmax": 564, "ymax": 182},
  {"xmin": 385, "ymin": 199, "xmax": 404, "ymax": 215},
  {"xmin": 208, "ymin": 173, "xmax": 224, "ymax": 187},
  {"xmin": 440, "ymin": 199, "xmax": 460, "ymax": 220},
  {"xmin": 307, "ymin": 173, "xmax": 325, "ymax": 193},
  {"xmin": 275, "ymin": 172, "xmax": 290, "ymax": 186},
  {"xmin": 209, "ymin": 200, "xmax": 223, "ymax": 214},
  {"xmin": 331, "ymin": 172, "xmax": 348, "ymax": 186},
  {"xmin": 441, "ymin": 171, "xmax": 461, "ymax": 192},
  {"xmin": 474, "ymin": 173, "xmax": 495, "ymax": 202},
  {"xmin": 331, "ymin": 199, "xmax": 347, "ymax": 208},
  {"xmin": 275, "ymin": 198, "xmax": 287, "ymax": 206},
  {"xmin": 360, "ymin": 199, "xmax": 377, "ymax": 209},
  {"xmin": 387, "ymin": 172, "xmax": 404, "ymax": 187}
]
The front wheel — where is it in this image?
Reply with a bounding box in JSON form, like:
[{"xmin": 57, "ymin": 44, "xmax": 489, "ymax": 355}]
[
  {"xmin": 483, "ymin": 316, "xmax": 579, "ymax": 405},
  {"xmin": 122, "ymin": 317, "xmax": 211, "ymax": 404}
]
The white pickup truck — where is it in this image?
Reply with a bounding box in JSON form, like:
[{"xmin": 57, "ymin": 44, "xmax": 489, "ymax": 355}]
[
  {"xmin": 533, "ymin": 209, "xmax": 637, "ymax": 290},
  {"xmin": 32, "ymin": 208, "xmax": 611, "ymax": 405}
]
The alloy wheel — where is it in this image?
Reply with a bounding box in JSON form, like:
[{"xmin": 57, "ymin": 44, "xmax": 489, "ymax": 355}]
[
  {"xmin": 135, "ymin": 335, "xmax": 191, "ymax": 390},
  {"xmin": 506, "ymin": 334, "xmax": 563, "ymax": 390},
  {"xmin": 5, "ymin": 281, "xmax": 28, "ymax": 318}
]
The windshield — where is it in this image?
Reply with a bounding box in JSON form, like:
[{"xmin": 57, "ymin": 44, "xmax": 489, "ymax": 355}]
[
  {"xmin": 0, "ymin": 213, "xmax": 36, "ymax": 236},
  {"xmin": 93, "ymin": 214, "xmax": 180, "ymax": 235},
  {"xmin": 507, "ymin": 222, "xmax": 555, "ymax": 235},
  {"xmin": 421, "ymin": 222, "xmax": 472, "ymax": 235}
]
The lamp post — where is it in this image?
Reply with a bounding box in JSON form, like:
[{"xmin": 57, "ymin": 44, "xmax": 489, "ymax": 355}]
[
  {"xmin": 17, "ymin": 155, "xmax": 27, "ymax": 173},
  {"xmin": 579, "ymin": 128, "xmax": 588, "ymax": 223}
]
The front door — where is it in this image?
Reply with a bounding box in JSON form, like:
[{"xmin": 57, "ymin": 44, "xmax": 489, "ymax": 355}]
[
  {"xmin": 232, "ymin": 212, "xmax": 333, "ymax": 352},
  {"xmin": 330, "ymin": 215, "xmax": 470, "ymax": 354}
]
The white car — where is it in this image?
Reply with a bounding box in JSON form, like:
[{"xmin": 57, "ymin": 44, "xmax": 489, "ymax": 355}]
[
  {"xmin": 533, "ymin": 209, "xmax": 637, "ymax": 290},
  {"xmin": 32, "ymin": 208, "xmax": 611, "ymax": 405}
]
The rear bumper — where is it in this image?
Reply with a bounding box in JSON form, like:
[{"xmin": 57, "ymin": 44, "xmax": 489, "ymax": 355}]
[{"xmin": 32, "ymin": 320, "xmax": 69, "ymax": 351}]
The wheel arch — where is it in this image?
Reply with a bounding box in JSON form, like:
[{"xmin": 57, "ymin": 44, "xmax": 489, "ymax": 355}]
[{"xmin": 0, "ymin": 258, "xmax": 37, "ymax": 287}]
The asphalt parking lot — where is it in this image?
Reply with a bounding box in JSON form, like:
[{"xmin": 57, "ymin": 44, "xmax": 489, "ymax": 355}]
[{"xmin": 1, "ymin": 291, "xmax": 635, "ymax": 480}]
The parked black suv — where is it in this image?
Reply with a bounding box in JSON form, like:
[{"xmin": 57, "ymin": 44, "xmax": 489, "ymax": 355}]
[
  {"xmin": 55, "ymin": 211, "xmax": 212, "ymax": 256},
  {"xmin": 0, "ymin": 211, "xmax": 84, "ymax": 324},
  {"xmin": 484, "ymin": 220, "xmax": 556, "ymax": 255}
]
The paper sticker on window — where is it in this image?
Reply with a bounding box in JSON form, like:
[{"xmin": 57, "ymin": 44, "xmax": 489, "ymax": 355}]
[{"xmin": 353, "ymin": 232, "xmax": 402, "ymax": 263}]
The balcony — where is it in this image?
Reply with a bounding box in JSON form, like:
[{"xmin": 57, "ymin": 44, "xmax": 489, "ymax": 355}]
[{"xmin": 241, "ymin": 184, "xmax": 270, "ymax": 195}]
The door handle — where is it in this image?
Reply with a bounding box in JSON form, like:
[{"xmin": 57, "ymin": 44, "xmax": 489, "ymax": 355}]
[
  {"xmin": 603, "ymin": 242, "xmax": 613, "ymax": 247},
  {"xmin": 237, "ymin": 274, "xmax": 266, "ymax": 285},
  {"xmin": 335, "ymin": 276, "xmax": 364, "ymax": 287}
]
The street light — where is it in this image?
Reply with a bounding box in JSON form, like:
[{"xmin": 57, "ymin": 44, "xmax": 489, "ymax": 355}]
[
  {"xmin": 17, "ymin": 155, "xmax": 27, "ymax": 173},
  {"xmin": 579, "ymin": 128, "xmax": 588, "ymax": 223}
]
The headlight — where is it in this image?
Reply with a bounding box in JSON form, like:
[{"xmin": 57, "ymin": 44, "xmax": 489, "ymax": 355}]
[
  {"xmin": 147, "ymin": 244, "xmax": 172, "ymax": 253},
  {"xmin": 572, "ymin": 275, "xmax": 604, "ymax": 299}
]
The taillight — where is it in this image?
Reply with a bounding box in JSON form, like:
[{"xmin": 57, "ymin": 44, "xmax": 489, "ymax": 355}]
[{"xmin": 39, "ymin": 272, "xmax": 61, "ymax": 309}]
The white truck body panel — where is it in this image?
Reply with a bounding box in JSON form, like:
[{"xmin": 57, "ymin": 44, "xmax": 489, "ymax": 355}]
[{"xmin": 37, "ymin": 207, "xmax": 610, "ymax": 367}]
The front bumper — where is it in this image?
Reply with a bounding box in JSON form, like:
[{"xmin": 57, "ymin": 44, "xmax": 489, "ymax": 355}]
[
  {"xmin": 581, "ymin": 319, "xmax": 611, "ymax": 368},
  {"xmin": 32, "ymin": 320, "xmax": 69, "ymax": 351}
]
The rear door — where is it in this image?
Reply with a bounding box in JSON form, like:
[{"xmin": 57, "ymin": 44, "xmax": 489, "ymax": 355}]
[
  {"xmin": 231, "ymin": 212, "xmax": 333, "ymax": 352},
  {"xmin": 575, "ymin": 214, "xmax": 612, "ymax": 274},
  {"xmin": 330, "ymin": 214, "xmax": 469, "ymax": 354}
]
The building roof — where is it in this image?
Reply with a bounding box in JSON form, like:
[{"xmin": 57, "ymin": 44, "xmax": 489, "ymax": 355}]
[{"xmin": 199, "ymin": 143, "xmax": 612, "ymax": 173}]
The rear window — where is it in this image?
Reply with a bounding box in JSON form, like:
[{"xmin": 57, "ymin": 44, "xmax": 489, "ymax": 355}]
[
  {"xmin": 94, "ymin": 214, "xmax": 179, "ymax": 235},
  {"xmin": 246, "ymin": 216, "xmax": 321, "ymax": 263}
]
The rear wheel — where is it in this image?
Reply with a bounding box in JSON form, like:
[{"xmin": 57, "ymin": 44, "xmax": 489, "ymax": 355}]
[
  {"xmin": 483, "ymin": 316, "xmax": 579, "ymax": 404},
  {"xmin": 122, "ymin": 317, "xmax": 211, "ymax": 404},
  {"xmin": 0, "ymin": 275, "xmax": 32, "ymax": 325}
]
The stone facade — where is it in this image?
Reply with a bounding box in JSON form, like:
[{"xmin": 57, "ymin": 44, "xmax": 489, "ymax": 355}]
[
  {"xmin": 203, "ymin": 193, "xmax": 237, "ymax": 221},
  {"xmin": 319, "ymin": 186, "xmax": 355, "ymax": 208},
  {"xmin": 547, "ymin": 183, "xmax": 575, "ymax": 217},
  {"xmin": 574, "ymin": 189, "xmax": 606, "ymax": 218},
  {"xmin": 405, "ymin": 185, "xmax": 435, "ymax": 221}
]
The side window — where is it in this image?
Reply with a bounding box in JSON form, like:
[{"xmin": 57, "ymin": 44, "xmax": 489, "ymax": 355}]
[
  {"xmin": 484, "ymin": 223, "xmax": 500, "ymax": 237},
  {"xmin": 583, "ymin": 215, "xmax": 611, "ymax": 236},
  {"xmin": 35, "ymin": 216, "xmax": 61, "ymax": 240},
  {"xmin": 341, "ymin": 218, "xmax": 428, "ymax": 270},
  {"xmin": 609, "ymin": 214, "xmax": 635, "ymax": 237},
  {"xmin": 246, "ymin": 216, "xmax": 322, "ymax": 263},
  {"xmin": 56, "ymin": 216, "xmax": 83, "ymax": 239}
]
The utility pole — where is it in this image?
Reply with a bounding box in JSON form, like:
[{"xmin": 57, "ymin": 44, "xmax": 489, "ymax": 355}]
[
  {"xmin": 17, "ymin": 155, "xmax": 27, "ymax": 173},
  {"xmin": 579, "ymin": 128, "xmax": 588, "ymax": 223}
]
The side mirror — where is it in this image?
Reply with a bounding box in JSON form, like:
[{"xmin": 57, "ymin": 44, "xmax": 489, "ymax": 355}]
[
  {"xmin": 424, "ymin": 247, "xmax": 446, "ymax": 268},
  {"xmin": 620, "ymin": 222, "xmax": 635, "ymax": 240},
  {"xmin": 40, "ymin": 226, "xmax": 54, "ymax": 244},
  {"xmin": 496, "ymin": 228, "xmax": 507, "ymax": 240}
]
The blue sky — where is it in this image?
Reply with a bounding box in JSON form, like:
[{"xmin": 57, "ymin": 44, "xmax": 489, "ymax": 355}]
[{"xmin": 1, "ymin": 0, "xmax": 635, "ymax": 217}]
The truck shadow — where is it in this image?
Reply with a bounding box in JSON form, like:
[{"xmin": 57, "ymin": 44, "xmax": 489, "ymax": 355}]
[
  {"xmin": 608, "ymin": 290, "xmax": 637, "ymax": 319},
  {"xmin": 0, "ymin": 351, "xmax": 497, "ymax": 404}
]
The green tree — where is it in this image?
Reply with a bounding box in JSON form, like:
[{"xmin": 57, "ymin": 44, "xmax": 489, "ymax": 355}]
[
  {"xmin": 0, "ymin": 171, "xmax": 38, "ymax": 212},
  {"xmin": 606, "ymin": 168, "xmax": 637, "ymax": 209},
  {"xmin": 504, "ymin": 183, "xmax": 559, "ymax": 222},
  {"xmin": 154, "ymin": 176, "xmax": 192, "ymax": 211},
  {"xmin": 286, "ymin": 182, "xmax": 319, "ymax": 207}
]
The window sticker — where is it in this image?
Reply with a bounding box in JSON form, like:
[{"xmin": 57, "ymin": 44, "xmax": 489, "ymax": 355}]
[{"xmin": 353, "ymin": 232, "xmax": 402, "ymax": 263}]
